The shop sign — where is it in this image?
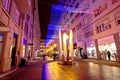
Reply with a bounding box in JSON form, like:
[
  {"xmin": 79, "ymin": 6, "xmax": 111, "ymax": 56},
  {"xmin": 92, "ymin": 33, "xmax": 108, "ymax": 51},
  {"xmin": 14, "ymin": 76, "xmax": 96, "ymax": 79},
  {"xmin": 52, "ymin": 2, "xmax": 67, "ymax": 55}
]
[{"xmin": 0, "ymin": 27, "xmax": 10, "ymax": 32}]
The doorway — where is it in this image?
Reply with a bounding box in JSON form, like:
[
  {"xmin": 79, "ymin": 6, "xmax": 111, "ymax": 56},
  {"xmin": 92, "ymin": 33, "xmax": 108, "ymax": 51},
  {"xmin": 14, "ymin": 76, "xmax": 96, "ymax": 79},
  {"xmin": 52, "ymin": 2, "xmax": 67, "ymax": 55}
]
[
  {"xmin": 11, "ymin": 33, "xmax": 18, "ymax": 67},
  {"xmin": 79, "ymin": 48, "xmax": 83, "ymax": 57}
]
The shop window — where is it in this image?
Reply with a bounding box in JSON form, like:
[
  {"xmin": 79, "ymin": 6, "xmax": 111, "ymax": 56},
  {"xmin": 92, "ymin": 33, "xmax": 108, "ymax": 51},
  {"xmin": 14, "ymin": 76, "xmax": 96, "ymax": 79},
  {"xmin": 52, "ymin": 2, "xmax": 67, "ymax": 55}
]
[
  {"xmin": 0, "ymin": 34, "xmax": 3, "ymax": 58},
  {"xmin": 0, "ymin": 34, "xmax": 3, "ymax": 41},
  {"xmin": 22, "ymin": 45, "xmax": 26, "ymax": 58}
]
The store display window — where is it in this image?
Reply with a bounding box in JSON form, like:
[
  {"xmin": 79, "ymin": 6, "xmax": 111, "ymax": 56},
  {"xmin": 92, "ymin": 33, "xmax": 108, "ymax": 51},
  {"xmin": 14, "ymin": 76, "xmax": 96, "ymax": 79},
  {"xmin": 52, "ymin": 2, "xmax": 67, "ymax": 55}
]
[{"xmin": 98, "ymin": 43, "xmax": 117, "ymax": 61}]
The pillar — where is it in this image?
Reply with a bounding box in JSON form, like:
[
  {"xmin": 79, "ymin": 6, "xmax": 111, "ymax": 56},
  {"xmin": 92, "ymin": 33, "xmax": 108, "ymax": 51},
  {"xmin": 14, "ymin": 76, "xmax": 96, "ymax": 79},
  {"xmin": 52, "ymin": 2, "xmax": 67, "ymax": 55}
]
[
  {"xmin": 94, "ymin": 39, "xmax": 101, "ymax": 60},
  {"xmin": 63, "ymin": 33, "xmax": 67, "ymax": 61},
  {"xmin": 58, "ymin": 30, "xmax": 62, "ymax": 59},
  {"xmin": 69, "ymin": 30, "xmax": 73, "ymax": 61},
  {"xmin": 113, "ymin": 33, "xmax": 120, "ymax": 62}
]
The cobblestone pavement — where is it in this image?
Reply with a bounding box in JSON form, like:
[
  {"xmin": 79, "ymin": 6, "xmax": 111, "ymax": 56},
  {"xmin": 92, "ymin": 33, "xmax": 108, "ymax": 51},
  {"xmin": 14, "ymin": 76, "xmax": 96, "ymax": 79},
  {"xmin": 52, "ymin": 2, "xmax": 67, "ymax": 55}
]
[{"xmin": 1, "ymin": 59, "xmax": 120, "ymax": 80}]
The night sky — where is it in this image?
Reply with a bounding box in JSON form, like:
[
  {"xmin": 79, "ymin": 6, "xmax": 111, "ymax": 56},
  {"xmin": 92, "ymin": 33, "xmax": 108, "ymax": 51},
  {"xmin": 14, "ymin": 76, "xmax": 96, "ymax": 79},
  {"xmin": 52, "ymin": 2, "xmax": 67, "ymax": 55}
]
[{"xmin": 38, "ymin": 0, "xmax": 58, "ymax": 39}]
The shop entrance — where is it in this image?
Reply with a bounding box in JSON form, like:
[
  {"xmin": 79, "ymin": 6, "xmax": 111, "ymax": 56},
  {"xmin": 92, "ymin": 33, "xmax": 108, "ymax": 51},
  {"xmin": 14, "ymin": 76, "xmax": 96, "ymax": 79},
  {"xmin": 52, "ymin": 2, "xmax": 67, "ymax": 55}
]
[
  {"xmin": 28, "ymin": 50, "xmax": 31, "ymax": 59},
  {"xmin": 79, "ymin": 48, "xmax": 83, "ymax": 56},
  {"xmin": 11, "ymin": 33, "xmax": 18, "ymax": 67}
]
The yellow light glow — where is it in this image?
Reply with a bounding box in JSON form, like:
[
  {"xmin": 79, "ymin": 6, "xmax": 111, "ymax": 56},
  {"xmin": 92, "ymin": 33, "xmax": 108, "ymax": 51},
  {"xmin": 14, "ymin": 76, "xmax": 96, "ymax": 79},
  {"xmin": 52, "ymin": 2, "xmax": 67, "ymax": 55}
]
[
  {"xmin": 54, "ymin": 44, "xmax": 57, "ymax": 47},
  {"xmin": 64, "ymin": 33, "xmax": 68, "ymax": 40}
]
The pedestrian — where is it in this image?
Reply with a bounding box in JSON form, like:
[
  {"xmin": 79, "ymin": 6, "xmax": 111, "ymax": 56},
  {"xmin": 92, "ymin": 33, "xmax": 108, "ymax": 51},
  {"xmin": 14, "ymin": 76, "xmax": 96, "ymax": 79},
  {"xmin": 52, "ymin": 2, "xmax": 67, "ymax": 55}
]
[
  {"xmin": 53, "ymin": 53, "xmax": 56, "ymax": 60},
  {"xmin": 104, "ymin": 49, "xmax": 108, "ymax": 60},
  {"xmin": 107, "ymin": 51, "xmax": 111, "ymax": 60},
  {"xmin": 43, "ymin": 54, "xmax": 45, "ymax": 60}
]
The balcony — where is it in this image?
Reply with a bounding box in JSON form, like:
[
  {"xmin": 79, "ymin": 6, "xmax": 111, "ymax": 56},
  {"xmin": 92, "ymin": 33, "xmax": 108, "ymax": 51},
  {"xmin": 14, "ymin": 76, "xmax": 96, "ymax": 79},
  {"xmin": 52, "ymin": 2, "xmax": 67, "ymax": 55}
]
[{"xmin": 14, "ymin": 0, "xmax": 30, "ymax": 13}]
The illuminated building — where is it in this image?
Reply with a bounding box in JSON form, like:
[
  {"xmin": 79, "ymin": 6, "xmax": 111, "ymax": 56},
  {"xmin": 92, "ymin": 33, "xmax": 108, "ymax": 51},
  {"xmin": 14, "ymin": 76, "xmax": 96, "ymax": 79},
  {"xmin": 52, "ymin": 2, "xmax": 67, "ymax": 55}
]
[
  {"xmin": 0, "ymin": 0, "xmax": 41, "ymax": 72},
  {"xmin": 50, "ymin": 0, "xmax": 120, "ymax": 61}
]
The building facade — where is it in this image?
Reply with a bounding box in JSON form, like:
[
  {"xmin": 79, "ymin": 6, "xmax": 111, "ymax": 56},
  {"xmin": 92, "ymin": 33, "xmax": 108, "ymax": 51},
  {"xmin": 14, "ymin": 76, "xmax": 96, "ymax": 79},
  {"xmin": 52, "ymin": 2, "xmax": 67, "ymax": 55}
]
[
  {"xmin": 58, "ymin": 0, "xmax": 120, "ymax": 61},
  {"xmin": 0, "ymin": 0, "xmax": 41, "ymax": 72}
]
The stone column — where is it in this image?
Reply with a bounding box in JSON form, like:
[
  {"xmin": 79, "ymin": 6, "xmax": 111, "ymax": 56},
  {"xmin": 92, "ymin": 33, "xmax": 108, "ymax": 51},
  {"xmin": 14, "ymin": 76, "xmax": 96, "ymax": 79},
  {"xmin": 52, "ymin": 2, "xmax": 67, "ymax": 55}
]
[
  {"xmin": 83, "ymin": 42, "xmax": 87, "ymax": 56},
  {"xmin": 94, "ymin": 39, "xmax": 101, "ymax": 60},
  {"xmin": 63, "ymin": 33, "xmax": 67, "ymax": 61},
  {"xmin": 113, "ymin": 33, "xmax": 120, "ymax": 62},
  {"xmin": 69, "ymin": 30, "xmax": 73, "ymax": 61},
  {"xmin": 58, "ymin": 30, "xmax": 62, "ymax": 59}
]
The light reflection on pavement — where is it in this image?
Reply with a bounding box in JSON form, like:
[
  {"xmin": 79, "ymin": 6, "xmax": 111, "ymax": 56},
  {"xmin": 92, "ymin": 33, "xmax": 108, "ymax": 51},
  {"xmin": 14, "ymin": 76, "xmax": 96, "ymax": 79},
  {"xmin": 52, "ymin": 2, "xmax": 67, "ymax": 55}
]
[{"xmin": 42, "ymin": 61, "xmax": 120, "ymax": 80}]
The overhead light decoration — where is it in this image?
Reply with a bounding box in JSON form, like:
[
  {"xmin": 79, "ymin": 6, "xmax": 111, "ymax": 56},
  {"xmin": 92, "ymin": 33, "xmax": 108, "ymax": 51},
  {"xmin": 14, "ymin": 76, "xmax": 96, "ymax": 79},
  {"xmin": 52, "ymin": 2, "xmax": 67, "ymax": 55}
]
[
  {"xmin": 45, "ymin": 2, "xmax": 64, "ymax": 46},
  {"xmin": 52, "ymin": 1, "xmax": 93, "ymax": 14},
  {"xmin": 45, "ymin": 1, "xmax": 93, "ymax": 46}
]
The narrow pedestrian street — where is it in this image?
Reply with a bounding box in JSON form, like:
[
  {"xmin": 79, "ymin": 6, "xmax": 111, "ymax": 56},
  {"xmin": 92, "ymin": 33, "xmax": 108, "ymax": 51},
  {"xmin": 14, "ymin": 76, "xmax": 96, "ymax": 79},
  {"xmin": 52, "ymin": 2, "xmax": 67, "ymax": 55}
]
[{"xmin": 1, "ymin": 58, "xmax": 120, "ymax": 80}]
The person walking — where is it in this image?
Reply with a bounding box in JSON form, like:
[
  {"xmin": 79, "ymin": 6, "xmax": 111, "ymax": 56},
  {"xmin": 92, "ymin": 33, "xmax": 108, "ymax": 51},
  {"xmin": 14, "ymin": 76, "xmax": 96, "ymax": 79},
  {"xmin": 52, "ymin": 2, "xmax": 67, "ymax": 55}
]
[
  {"xmin": 107, "ymin": 51, "xmax": 111, "ymax": 60},
  {"xmin": 43, "ymin": 54, "xmax": 46, "ymax": 60}
]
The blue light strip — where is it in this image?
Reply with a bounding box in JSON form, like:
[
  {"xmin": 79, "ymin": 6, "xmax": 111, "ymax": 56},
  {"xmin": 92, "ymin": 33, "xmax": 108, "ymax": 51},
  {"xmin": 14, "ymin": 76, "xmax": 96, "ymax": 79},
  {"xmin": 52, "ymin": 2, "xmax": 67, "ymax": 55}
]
[
  {"xmin": 52, "ymin": 4, "xmax": 93, "ymax": 14},
  {"xmin": 48, "ymin": 24, "xmax": 63, "ymax": 30},
  {"xmin": 45, "ymin": 2, "xmax": 65, "ymax": 46}
]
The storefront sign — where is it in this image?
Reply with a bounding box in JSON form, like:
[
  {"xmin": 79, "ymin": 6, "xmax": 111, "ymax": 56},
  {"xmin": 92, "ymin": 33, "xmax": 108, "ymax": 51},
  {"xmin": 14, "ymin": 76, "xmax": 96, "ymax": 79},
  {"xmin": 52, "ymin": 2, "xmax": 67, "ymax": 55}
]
[
  {"xmin": 0, "ymin": 27, "xmax": 10, "ymax": 32},
  {"xmin": 98, "ymin": 35, "xmax": 114, "ymax": 45}
]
